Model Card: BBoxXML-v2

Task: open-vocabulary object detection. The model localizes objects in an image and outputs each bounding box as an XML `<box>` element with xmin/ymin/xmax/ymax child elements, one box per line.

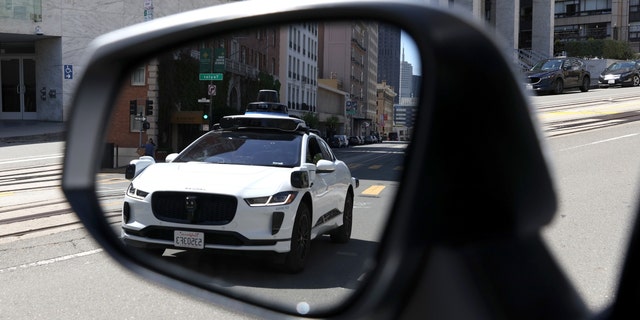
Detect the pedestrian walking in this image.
<box><xmin>144</xmin><ymin>138</ymin><xmax>156</xmax><ymax>158</ymax></box>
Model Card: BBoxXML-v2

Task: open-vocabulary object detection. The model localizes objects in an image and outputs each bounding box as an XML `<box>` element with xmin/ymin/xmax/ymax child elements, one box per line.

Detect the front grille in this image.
<box><xmin>151</xmin><ymin>191</ymin><xmax>237</xmax><ymax>225</ymax></box>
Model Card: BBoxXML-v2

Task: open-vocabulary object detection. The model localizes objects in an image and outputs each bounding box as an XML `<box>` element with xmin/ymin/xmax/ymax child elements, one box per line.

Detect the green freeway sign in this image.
<box><xmin>199</xmin><ymin>73</ymin><xmax>223</xmax><ymax>81</ymax></box>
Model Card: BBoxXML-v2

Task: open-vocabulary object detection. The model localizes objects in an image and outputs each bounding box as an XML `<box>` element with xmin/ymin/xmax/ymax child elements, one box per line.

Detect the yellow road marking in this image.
<box><xmin>0</xmin><ymin>192</ymin><xmax>14</xmax><ymax>197</ymax></box>
<box><xmin>361</xmin><ymin>185</ymin><xmax>386</xmax><ymax>196</ymax></box>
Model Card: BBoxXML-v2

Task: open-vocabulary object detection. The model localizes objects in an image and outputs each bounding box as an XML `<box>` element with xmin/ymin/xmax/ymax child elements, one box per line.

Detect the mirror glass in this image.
<box><xmin>96</xmin><ymin>21</ymin><xmax>420</xmax><ymax>314</ymax></box>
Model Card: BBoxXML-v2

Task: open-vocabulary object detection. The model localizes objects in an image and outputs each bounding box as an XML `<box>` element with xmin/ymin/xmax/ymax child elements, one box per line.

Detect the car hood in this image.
<box><xmin>132</xmin><ymin>162</ymin><xmax>293</xmax><ymax>196</ymax></box>
<box><xmin>601</xmin><ymin>68</ymin><xmax>633</xmax><ymax>75</ymax></box>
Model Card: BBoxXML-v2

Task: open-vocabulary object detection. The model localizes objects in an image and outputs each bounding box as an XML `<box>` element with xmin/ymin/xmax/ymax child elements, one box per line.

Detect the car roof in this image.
<box><xmin>219</xmin><ymin>114</ymin><xmax>309</xmax><ymax>133</ymax></box>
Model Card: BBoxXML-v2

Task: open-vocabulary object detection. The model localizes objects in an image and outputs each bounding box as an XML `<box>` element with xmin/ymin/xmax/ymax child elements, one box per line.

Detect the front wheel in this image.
<box><xmin>283</xmin><ymin>202</ymin><xmax>311</xmax><ymax>273</ymax></box>
<box><xmin>330</xmin><ymin>191</ymin><xmax>353</xmax><ymax>243</ymax></box>
<box><xmin>580</xmin><ymin>76</ymin><xmax>590</xmax><ymax>92</ymax></box>
<box><xmin>632</xmin><ymin>75</ymin><xmax>640</xmax><ymax>87</ymax></box>
<box><xmin>552</xmin><ymin>79</ymin><xmax>564</xmax><ymax>94</ymax></box>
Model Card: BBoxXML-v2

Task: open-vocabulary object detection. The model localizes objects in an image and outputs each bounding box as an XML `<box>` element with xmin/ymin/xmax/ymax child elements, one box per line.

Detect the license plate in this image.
<box><xmin>174</xmin><ymin>230</ymin><xmax>204</xmax><ymax>249</ymax></box>
<box><xmin>608</xmin><ymin>80</ymin><xmax>615</xmax><ymax>84</ymax></box>
<box><xmin>525</xmin><ymin>84</ymin><xmax>532</xmax><ymax>89</ymax></box>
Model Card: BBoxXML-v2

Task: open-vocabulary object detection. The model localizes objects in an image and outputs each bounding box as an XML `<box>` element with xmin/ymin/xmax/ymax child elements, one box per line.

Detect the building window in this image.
<box><xmin>131</xmin><ymin>66</ymin><xmax>146</xmax><ymax>86</ymax></box>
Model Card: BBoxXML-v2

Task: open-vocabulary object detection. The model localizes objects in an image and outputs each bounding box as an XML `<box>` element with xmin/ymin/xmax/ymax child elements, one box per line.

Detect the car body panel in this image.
<box><xmin>598</xmin><ymin>60</ymin><xmax>640</xmax><ymax>87</ymax></box>
<box><xmin>524</xmin><ymin>57</ymin><xmax>590</xmax><ymax>94</ymax></box>
<box><xmin>121</xmin><ymin>115</ymin><xmax>356</xmax><ymax>256</ymax></box>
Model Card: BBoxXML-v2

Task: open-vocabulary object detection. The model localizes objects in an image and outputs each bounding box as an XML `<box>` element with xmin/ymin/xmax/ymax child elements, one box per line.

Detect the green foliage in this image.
<box><xmin>325</xmin><ymin>116</ymin><xmax>339</xmax><ymax>129</ymax></box>
<box><xmin>157</xmin><ymin>50</ymin><xmax>201</xmax><ymax>112</ymax></box>
<box><xmin>302</xmin><ymin>112</ymin><xmax>319</xmax><ymax>129</ymax></box>
<box><xmin>557</xmin><ymin>39</ymin><xmax>635</xmax><ymax>60</ymax></box>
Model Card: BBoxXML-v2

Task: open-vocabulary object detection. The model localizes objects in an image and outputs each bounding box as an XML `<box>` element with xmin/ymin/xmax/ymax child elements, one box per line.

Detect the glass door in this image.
<box><xmin>1</xmin><ymin>57</ymin><xmax>36</xmax><ymax>120</ymax></box>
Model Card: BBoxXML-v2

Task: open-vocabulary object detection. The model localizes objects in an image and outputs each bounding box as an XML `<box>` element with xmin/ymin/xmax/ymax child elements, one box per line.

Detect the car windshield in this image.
<box><xmin>605</xmin><ymin>61</ymin><xmax>635</xmax><ymax>71</ymax></box>
<box><xmin>531</xmin><ymin>59</ymin><xmax>563</xmax><ymax>71</ymax></box>
<box><xmin>173</xmin><ymin>131</ymin><xmax>302</xmax><ymax>167</ymax></box>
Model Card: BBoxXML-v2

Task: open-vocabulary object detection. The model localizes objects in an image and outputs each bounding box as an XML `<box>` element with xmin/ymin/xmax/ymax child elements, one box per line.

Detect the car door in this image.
<box><xmin>316</xmin><ymin>136</ymin><xmax>343</xmax><ymax>211</ymax></box>
<box><xmin>306</xmin><ymin>136</ymin><xmax>332</xmax><ymax>224</ymax></box>
<box><xmin>564</xmin><ymin>58</ymin><xmax>580</xmax><ymax>87</ymax></box>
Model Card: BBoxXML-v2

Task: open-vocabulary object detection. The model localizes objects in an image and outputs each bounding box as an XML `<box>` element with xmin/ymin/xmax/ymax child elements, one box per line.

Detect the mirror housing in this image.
<box><xmin>61</xmin><ymin>0</ymin><xmax>578</xmax><ymax>319</ymax></box>
<box><xmin>316</xmin><ymin>159</ymin><xmax>336</xmax><ymax>173</ymax></box>
<box><xmin>291</xmin><ymin>171</ymin><xmax>310</xmax><ymax>189</ymax></box>
<box><xmin>165</xmin><ymin>153</ymin><xmax>179</xmax><ymax>163</ymax></box>
<box><xmin>124</xmin><ymin>156</ymin><xmax>155</xmax><ymax>180</ymax></box>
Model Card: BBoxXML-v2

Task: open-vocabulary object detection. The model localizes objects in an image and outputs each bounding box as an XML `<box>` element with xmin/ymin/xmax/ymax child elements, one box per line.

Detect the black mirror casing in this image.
<box><xmin>124</xmin><ymin>164</ymin><xmax>135</xmax><ymax>180</ymax></box>
<box><xmin>62</xmin><ymin>0</ymin><xmax>619</xmax><ymax>319</ymax></box>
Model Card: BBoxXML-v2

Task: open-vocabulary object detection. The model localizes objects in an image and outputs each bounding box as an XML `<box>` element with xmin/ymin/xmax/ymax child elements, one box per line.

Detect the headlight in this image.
<box><xmin>126</xmin><ymin>183</ymin><xmax>149</xmax><ymax>199</ymax></box>
<box><xmin>245</xmin><ymin>191</ymin><xmax>298</xmax><ymax>206</ymax></box>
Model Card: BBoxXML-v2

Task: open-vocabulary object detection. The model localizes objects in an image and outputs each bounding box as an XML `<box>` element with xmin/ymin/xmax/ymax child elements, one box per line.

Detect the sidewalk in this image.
<box><xmin>0</xmin><ymin>120</ymin><xmax>66</xmax><ymax>144</ymax></box>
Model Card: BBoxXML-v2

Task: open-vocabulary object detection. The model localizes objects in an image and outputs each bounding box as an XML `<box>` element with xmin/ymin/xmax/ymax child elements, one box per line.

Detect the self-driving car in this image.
<box><xmin>121</xmin><ymin>113</ymin><xmax>358</xmax><ymax>273</ymax></box>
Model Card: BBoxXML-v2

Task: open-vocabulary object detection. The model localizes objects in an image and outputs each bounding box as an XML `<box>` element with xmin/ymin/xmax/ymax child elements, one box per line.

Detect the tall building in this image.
<box><xmin>377</xmin><ymin>24</ymin><xmax>401</xmax><ymax>103</ymax></box>
<box><xmin>399</xmin><ymin>50</ymin><xmax>414</xmax><ymax>99</ymax></box>
<box><xmin>280</xmin><ymin>23</ymin><xmax>319</xmax><ymax>118</ymax></box>
<box><xmin>319</xmin><ymin>21</ymin><xmax>379</xmax><ymax>136</ymax></box>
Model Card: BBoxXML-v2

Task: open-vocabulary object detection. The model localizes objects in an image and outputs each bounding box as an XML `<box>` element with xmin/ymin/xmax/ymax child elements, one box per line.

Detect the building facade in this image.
<box><xmin>377</xmin><ymin>24</ymin><xmax>401</xmax><ymax>104</ymax></box>
<box><xmin>0</xmin><ymin>0</ymin><xmax>230</xmax><ymax>123</ymax></box>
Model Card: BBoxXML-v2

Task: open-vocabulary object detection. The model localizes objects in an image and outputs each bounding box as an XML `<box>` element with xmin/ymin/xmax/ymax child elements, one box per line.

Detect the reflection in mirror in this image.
<box><xmin>97</xmin><ymin>21</ymin><xmax>420</xmax><ymax>314</ymax></box>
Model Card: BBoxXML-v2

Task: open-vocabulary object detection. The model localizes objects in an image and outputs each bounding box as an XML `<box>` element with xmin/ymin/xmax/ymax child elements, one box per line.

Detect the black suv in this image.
<box><xmin>524</xmin><ymin>57</ymin><xmax>591</xmax><ymax>94</ymax></box>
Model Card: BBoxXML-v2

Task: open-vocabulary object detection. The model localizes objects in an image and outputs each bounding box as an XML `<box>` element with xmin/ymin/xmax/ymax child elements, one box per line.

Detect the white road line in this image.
<box><xmin>0</xmin><ymin>154</ymin><xmax>64</xmax><ymax>165</ymax></box>
<box><xmin>0</xmin><ymin>249</ymin><xmax>103</xmax><ymax>273</ymax></box>
<box><xmin>559</xmin><ymin>133</ymin><xmax>638</xmax><ymax>152</ymax></box>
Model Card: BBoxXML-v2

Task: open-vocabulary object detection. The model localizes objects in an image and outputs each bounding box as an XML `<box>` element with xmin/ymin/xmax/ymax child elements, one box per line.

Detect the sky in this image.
<box><xmin>401</xmin><ymin>31</ymin><xmax>421</xmax><ymax>75</ymax></box>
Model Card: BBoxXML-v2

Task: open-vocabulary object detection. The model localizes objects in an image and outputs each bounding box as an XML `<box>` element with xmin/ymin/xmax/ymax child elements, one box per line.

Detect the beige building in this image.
<box><xmin>376</xmin><ymin>81</ymin><xmax>396</xmax><ymax>138</ymax></box>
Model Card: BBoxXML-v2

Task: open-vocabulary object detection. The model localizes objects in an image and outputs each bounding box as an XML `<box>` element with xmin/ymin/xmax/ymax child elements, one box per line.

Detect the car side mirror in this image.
<box><xmin>316</xmin><ymin>159</ymin><xmax>336</xmax><ymax>173</ymax></box>
<box><xmin>61</xmin><ymin>1</ymin><xmax>585</xmax><ymax>319</ymax></box>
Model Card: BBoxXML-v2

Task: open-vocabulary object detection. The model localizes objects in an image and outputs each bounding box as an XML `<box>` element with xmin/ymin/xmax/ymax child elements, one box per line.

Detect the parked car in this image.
<box><xmin>348</xmin><ymin>136</ymin><xmax>361</xmax><ymax>146</ymax></box>
<box><xmin>364</xmin><ymin>135</ymin><xmax>376</xmax><ymax>144</ymax></box>
<box><xmin>524</xmin><ymin>57</ymin><xmax>591</xmax><ymax>94</ymax></box>
<box><xmin>327</xmin><ymin>136</ymin><xmax>342</xmax><ymax>148</ymax></box>
<box><xmin>598</xmin><ymin>60</ymin><xmax>640</xmax><ymax>87</ymax></box>
<box><xmin>121</xmin><ymin>114</ymin><xmax>359</xmax><ymax>273</ymax></box>
<box><xmin>333</xmin><ymin>134</ymin><xmax>349</xmax><ymax>147</ymax></box>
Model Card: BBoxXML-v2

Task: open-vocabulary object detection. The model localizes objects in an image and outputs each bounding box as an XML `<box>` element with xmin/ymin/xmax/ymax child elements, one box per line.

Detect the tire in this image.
<box><xmin>284</xmin><ymin>202</ymin><xmax>311</xmax><ymax>273</ymax></box>
<box><xmin>580</xmin><ymin>76</ymin><xmax>590</xmax><ymax>92</ymax></box>
<box><xmin>330</xmin><ymin>191</ymin><xmax>353</xmax><ymax>243</ymax></box>
<box><xmin>553</xmin><ymin>79</ymin><xmax>564</xmax><ymax>94</ymax></box>
<box><xmin>633</xmin><ymin>75</ymin><xmax>640</xmax><ymax>87</ymax></box>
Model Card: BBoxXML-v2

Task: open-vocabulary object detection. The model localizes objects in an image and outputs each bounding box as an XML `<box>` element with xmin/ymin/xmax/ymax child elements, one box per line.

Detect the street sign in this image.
<box><xmin>199</xmin><ymin>73</ymin><xmax>223</xmax><ymax>81</ymax></box>
<box><xmin>64</xmin><ymin>65</ymin><xmax>73</xmax><ymax>79</ymax></box>
<box><xmin>199</xmin><ymin>48</ymin><xmax>212</xmax><ymax>73</ymax></box>
<box><xmin>208</xmin><ymin>84</ymin><xmax>217</xmax><ymax>96</ymax></box>
<box><xmin>214</xmin><ymin>48</ymin><xmax>225</xmax><ymax>73</ymax></box>
<box><xmin>134</xmin><ymin>116</ymin><xmax>146</xmax><ymax>121</ymax></box>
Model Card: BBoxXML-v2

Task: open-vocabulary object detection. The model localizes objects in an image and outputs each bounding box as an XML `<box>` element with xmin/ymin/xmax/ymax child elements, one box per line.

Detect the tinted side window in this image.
<box><xmin>317</xmin><ymin>137</ymin><xmax>335</xmax><ymax>161</ymax></box>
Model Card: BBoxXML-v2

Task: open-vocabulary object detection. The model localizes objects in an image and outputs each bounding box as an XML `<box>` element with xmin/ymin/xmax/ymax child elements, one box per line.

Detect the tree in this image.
<box><xmin>559</xmin><ymin>39</ymin><xmax>636</xmax><ymax>60</ymax></box>
<box><xmin>324</xmin><ymin>116</ymin><xmax>339</xmax><ymax>137</ymax></box>
<box><xmin>302</xmin><ymin>112</ymin><xmax>319</xmax><ymax>129</ymax></box>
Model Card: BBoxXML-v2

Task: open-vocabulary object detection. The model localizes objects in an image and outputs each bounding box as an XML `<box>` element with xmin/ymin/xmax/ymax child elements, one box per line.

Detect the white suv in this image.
<box><xmin>121</xmin><ymin>114</ymin><xmax>359</xmax><ymax>273</ymax></box>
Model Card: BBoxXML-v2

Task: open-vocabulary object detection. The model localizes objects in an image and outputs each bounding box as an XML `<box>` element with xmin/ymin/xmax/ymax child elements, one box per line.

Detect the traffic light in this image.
<box><xmin>145</xmin><ymin>100</ymin><xmax>153</xmax><ymax>116</ymax></box>
<box><xmin>129</xmin><ymin>100</ymin><xmax>137</xmax><ymax>115</ymax></box>
<box><xmin>202</xmin><ymin>104</ymin><xmax>209</xmax><ymax>121</ymax></box>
